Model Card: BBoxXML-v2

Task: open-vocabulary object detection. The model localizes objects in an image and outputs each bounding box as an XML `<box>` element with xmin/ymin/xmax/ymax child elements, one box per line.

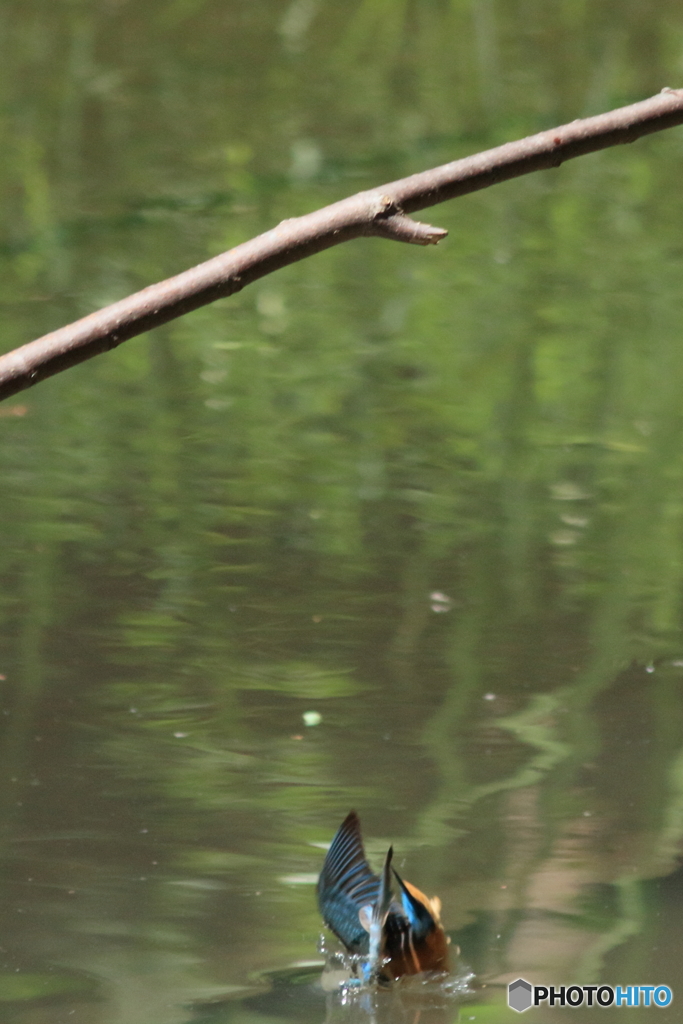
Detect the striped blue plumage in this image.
<box><xmin>317</xmin><ymin>811</ymin><xmax>450</xmax><ymax>981</ymax></box>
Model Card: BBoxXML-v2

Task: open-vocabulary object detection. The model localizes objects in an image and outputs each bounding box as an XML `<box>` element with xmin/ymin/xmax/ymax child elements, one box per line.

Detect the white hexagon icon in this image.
<box><xmin>508</xmin><ymin>978</ymin><xmax>533</xmax><ymax>1012</ymax></box>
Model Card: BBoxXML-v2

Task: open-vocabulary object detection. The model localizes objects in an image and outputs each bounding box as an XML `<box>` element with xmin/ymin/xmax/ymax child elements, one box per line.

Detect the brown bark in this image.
<box><xmin>1</xmin><ymin>88</ymin><xmax>682</xmax><ymax>401</ymax></box>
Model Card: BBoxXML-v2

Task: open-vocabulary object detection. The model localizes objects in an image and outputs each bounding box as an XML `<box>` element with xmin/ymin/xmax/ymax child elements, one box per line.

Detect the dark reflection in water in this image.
<box><xmin>2</xmin><ymin>1</ymin><xmax>683</xmax><ymax>1023</ymax></box>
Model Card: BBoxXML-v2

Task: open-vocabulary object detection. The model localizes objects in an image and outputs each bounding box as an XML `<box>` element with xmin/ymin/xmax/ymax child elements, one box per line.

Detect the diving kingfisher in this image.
<box><xmin>317</xmin><ymin>811</ymin><xmax>449</xmax><ymax>981</ymax></box>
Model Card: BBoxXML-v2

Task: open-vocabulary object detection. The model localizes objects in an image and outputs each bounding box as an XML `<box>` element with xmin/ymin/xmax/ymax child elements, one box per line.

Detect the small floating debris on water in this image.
<box><xmin>303</xmin><ymin>710</ymin><xmax>322</xmax><ymax>727</ymax></box>
<box><xmin>429</xmin><ymin>591</ymin><xmax>452</xmax><ymax>613</ymax></box>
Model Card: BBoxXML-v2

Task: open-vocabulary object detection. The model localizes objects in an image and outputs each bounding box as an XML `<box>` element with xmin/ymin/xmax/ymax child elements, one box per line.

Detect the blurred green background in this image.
<box><xmin>2</xmin><ymin>1</ymin><xmax>683</xmax><ymax>1022</ymax></box>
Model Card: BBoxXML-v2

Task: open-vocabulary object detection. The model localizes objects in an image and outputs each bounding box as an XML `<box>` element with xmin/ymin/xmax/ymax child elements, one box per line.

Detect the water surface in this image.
<box><xmin>2</xmin><ymin>2</ymin><xmax>683</xmax><ymax>1022</ymax></box>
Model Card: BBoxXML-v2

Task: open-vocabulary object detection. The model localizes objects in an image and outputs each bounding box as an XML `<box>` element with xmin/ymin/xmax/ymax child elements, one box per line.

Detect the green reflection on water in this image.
<box><xmin>2</xmin><ymin>1</ymin><xmax>683</xmax><ymax>1023</ymax></box>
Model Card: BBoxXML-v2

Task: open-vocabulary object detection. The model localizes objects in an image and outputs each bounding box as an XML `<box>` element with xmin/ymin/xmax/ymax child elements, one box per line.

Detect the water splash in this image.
<box><xmin>318</xmin><ymin>936</ymin><xmax>475</xmax><ymax>1001</ymax></box>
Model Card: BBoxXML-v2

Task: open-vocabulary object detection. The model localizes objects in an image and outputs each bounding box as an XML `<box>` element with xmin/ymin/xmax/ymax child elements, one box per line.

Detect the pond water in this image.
<box><xmin>2</xmin><ymin>2</ymin><xmax>683</xmax><ymax>1022</ymax></box>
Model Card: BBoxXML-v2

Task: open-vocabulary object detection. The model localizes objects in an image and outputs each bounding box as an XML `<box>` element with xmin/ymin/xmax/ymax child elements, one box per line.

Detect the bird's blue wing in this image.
<box><xmin>317</xmin><ymin>811</ymin><xmax>380</xmax><ymax>952</ymax></box>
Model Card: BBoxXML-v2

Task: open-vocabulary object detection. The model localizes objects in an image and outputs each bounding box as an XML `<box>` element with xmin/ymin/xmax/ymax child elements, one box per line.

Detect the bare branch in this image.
<box><xmin>1</xmin><ymin>88</ymin><xmax>682</xmax><ymax>401</ymax></box>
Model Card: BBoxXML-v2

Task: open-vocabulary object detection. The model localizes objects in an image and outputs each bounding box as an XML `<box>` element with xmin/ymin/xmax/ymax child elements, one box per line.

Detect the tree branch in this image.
<box><xmin>1</xmin><ymin>88</ymin><xmax>682</xmax><ymax>402</ymax></box>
